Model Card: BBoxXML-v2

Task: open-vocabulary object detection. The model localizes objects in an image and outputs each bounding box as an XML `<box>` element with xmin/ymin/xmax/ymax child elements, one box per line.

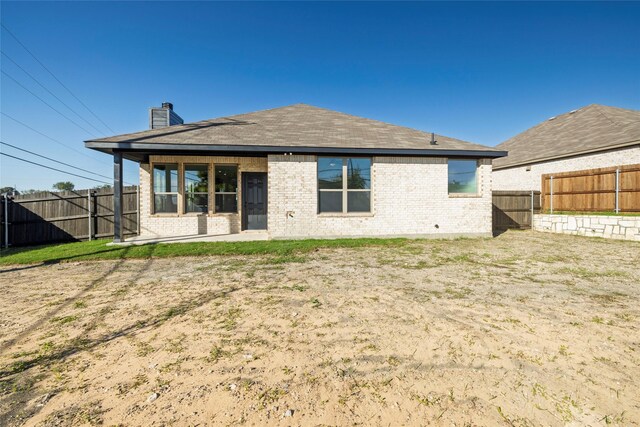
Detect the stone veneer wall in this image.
<box><xmin>492</xmin><ymin>146</ymin><xmax>640</xmax><ymax>191</ymax></box>
<box><xmin>533</xmin><ymin>214</ymin><xmax>640</xmax><ymax>241</ymax></box>
<box><xmin>139</xmin><ymin>155</ymin><xmax>267</xmax><ymax>237</ymax></box>
<box><xmin>267</xmin><ymin>155</ymin><xmax>493</xmax><ymax>239</ymax></box>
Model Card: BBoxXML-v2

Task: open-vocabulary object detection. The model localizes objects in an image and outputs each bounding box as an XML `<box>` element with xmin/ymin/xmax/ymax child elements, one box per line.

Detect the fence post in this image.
<box><xmin>88</xmin><ymin>190</ymin><xmax>92</xmax><ymax>241</ymax></box>
<box><xmin>3</xmin><ymin>194</ymin><xmax>9</xmax><ymax>248</ymax></box>
<box><xmin>550</xmin><ymin>176</ymin><xmax>554</xmax><ymax>214</ymax></box>
<box><xmin>530</xmin><ymin>190</ymin><xmax>534</xmax><ymax>229</ymax></box>
<box><xmin>615</xmin><ymin>168</ymin><xmax>620</xmax><ymax>213</ymax></box>
<box><xmin>136</xmin><ymin>185</ymin><xmax>140</xmax><ymax>236</ymax></box>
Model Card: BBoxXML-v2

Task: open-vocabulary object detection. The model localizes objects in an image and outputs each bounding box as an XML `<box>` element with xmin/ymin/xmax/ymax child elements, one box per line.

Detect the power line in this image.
<box><xmin>1</xmin><ymin>152</ymin><xmax>111</xmax><ymax>184</ymax></box>
<box><xmin>1</xmin><ymin>23</ymin><xmax>116</xmax><ymax>134</ymax></box>
<box><xmin>1</xmin><ymin>51</ymin><xmax>106</xmax><ymax>136</ymax></box>
<box><xmin>2</xmin><ymin>70</ymin><xmax>98</xmax><ymax>136</ymax></box>
<box><xmin>0</xmin><ymin>112</ymin><xmax>102</xmax><ymax>161</ymax></box>
<box><xmin>0</xmin><ymin>141</ymin><xmax>112</xmax><ymax>181</ymax></box>
<box><xmin>0</xmin><ymin>113</ymin><xmax>139</xmax><ymax>185</ymax></box>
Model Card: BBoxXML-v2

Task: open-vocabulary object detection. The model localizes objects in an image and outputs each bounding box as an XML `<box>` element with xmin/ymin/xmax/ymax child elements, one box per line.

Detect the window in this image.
<box><xmin>318</xmin><ymin>157</ymin><xmax>371</xmax><ymax>213</ymax></box>
<box><xmin>184</xmin><ymin>164</ymin><xmax>208</xmax><ymax>213</ymax></box>
<box><xmin>448</xmin><ymin>160</ymin><xmax>478</xmax><ymax>194</ymax></box>
<box><xmin>153</xmin><ymin>164</ymin><xmax>178</xmax><ymax>213</ymax></box>
<box><xmin>215</xmin><ymin>165</ymin><xmax>238</xmax><ymax>213</ymax></box>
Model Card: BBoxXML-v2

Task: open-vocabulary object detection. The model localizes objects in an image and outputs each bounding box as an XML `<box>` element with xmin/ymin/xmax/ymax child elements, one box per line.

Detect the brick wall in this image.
<box><xmin>267</xmin><ymin>155</ymin><xmax>493</xmax><ymax>239</ymax></box>
<box><xmin>493</xmin><ymin>146</ymin><xmax>640</xmax><ymax>191</ymax></box>
<box><xmin>139</xmin><ymin>155</ymin><xmax>267</xmax><ymax>237</ymax></box>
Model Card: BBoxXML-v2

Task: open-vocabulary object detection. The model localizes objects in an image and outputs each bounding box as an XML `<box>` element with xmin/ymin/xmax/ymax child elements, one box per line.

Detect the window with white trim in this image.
<box><xmin>318</xmin><ymin>157</ymin><xmax>371</xmax><ymax>213</ymax></box>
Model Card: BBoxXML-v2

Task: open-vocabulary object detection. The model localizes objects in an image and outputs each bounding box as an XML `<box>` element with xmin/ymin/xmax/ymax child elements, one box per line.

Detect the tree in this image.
<box><xmin>0</xmin><ymin>186</ymin><xmax>20</xmax><ymax>195</ymax></box>
<box><xmin>52</xmin><ymin>181</ymin><xmax>75</xmax><ymax>191</ymax></box>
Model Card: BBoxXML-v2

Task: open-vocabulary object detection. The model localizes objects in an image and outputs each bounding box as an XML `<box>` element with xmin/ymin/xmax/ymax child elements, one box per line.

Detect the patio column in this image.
<box><xmin>113</xmin><ymin>151</ymin><xmax>124</xmax><ymax>243</ymax></box>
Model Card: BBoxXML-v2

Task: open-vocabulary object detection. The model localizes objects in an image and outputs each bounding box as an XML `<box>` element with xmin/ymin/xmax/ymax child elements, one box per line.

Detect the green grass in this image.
<box><xmin>0</xmin><ymin>237</ymin><xmax>411</xmax><ymax>266</ymax></box>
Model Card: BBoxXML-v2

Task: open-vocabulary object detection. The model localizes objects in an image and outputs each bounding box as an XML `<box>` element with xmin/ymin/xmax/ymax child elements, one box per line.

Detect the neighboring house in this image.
<box><xmin>493</xmin><ymin>104</ymin><xmax>640</xmax><ymax>191</ymax></box>
<box><xmin>85</xmin><ymin>103</ymin><xmax>505</xmax><ymax>241</ymax></box>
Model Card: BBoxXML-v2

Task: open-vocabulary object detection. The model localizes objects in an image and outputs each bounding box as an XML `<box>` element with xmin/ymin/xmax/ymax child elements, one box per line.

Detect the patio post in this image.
<box><xmin>113</xmin><ymin>151</ymin><xmax>124</xmax><ymax>243</ymax></box>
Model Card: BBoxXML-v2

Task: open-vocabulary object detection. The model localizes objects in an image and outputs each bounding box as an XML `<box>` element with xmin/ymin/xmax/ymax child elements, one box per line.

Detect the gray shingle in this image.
<box><xmin>493</xmin><ymin>104</ymin><xmax>640</xmax><ymax>169</ymax></box>
<box><xmin>86</xmin><ymin>103</ymin><xmax>499</xmax><ymax>154</ymax></box>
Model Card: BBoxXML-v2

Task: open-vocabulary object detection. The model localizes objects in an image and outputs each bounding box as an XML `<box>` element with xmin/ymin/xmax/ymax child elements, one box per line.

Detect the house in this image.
<box><xmin>85</xmin><ymin>103</ymin><xmax>506</xmax><ymax>242</ymax></box>
<box><xmin>492</xmin><ymin>104</ymin><xmax>640</xmax><ymax>191</ymax></box>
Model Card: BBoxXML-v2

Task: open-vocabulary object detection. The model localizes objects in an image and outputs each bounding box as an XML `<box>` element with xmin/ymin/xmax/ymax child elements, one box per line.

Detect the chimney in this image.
<box><xmin>430</xmin><ymin>132</ymin><xmax>437</xmax><ymax>145</ymax></box>
<box><xmin>149</xmin><ymin>101</ymin><xmax>183</xmax><ymax>129</ymax></box>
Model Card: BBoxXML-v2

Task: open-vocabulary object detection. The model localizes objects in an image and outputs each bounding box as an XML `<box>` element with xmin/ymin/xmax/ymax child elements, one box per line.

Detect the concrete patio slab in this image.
<box><xmin>107</xmin><ymin>232</ymin><xmax>269</xmax><ymax>246</ymax></box>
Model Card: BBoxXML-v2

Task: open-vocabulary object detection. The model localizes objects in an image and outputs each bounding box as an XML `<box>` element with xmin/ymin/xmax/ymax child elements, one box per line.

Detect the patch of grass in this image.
<box><xmin>263</xmin><ymin>255</ymin><xmax>309</xmax><ymax>264</ymax></box>
<box><xmin>0</xmin><ymin>237</ymin><xmax>412</xmax><ymax>266</ymax></box>
<box><xmin>257</xmin><ymin>387</ymin><xmax>287</xmax><ymax>408</ymax></box>
<box><xmin>221</xmin><ymin>307</ymin><xmax>243</xmax><ymax>330</ymax></box>
<box><xmin>310</xmin><ymin>298</ymin><xmax>322</xmax><ymax>309</ymax></box>
<box><xmin>557</xmin><ymin>267</ymin><xmax>629</xmax><ymax>279</ymax></box>
<box><xmin>51</xmin><ymin>315</ymin><xmax>79</xmax><ymax>325</ymax></box>
<box><xmin>74</xmin><ymin>300</ymin><xmax>87</xmax><ymax>309</ymax></box>
<box><xmin>135</xmin><ymin>341</ymin><xmax>155</xmax><ymax>357</ymax></box>
<box><xmin>208</xmin><ymin>345</ymin><xmax>228</xmax><ymax>363</ymax></box>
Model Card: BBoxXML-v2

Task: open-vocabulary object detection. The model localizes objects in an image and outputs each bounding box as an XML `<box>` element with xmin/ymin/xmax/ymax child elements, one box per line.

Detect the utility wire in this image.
<box><xmin>2</xmin><ymin>70</ymin><xmax>98</xmax><ymax>136</ymax></box>
<box><xmin>1</xmin><ymin>51</ymin><xmax>106</xmax><ymax>136</ymax></box>
<box><xmin>0</xmin><ymin>112</ymin><xmax>101</xmax><ymax>161</ymax></box>
<box><xmin>0</xmin><ymin>113</ymin><xmax>138</xmax><ymax>185</ymax></box>
<box><xmin>1</xmin><ymin>23</ymin><xmax>116</xmax><ymax>134</ymax></box>
<box><xmin>0</xmin><ymin>141</ymin><xmax>112</xmax><ymax>181</ymax></box>
<box><xmin>1</xmin><ymin>152</ymin><xmax>111</xmax><ymax>184</ymax></box>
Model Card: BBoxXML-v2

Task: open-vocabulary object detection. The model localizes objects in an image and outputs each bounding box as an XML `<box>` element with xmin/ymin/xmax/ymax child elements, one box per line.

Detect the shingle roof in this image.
<box><xmin>493</xmin><ymin>104</ymin><xmax>640</xmax><ymax>169</ymax></box>
<box><xmin>86</xmin><ymin>103</ymin><xmax>502</xmax><ymax>156</ymax></box>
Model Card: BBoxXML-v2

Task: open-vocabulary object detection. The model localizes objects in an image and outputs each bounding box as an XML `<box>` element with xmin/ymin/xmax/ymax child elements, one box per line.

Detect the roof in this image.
<box><xmin>85</xmin><ymin>104</ymin><xmax>505</xmax><ymax>160</ymax></box>
<box><xmin>493</xmin><ymin>104</ymin><xmax>640</xmax><ymax>169</ymax></box>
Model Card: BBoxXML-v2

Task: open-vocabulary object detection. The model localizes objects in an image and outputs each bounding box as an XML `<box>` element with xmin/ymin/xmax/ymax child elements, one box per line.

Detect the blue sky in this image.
<box><xmin>1</xmin><ymin>1</ymin><xmax>639</xmax><ymax>190</ymax></box>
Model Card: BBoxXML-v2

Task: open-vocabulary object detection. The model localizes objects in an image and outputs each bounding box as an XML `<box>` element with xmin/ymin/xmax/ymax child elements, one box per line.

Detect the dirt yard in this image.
<box><xmin>1</xmin><ymin>231</ymin><xmax>638</xmax><ymax>426</ymax></box>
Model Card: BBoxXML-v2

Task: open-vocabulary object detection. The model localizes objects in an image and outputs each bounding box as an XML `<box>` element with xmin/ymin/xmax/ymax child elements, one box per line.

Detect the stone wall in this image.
<box><xmin>533</xmin><ymin>214</ymin><xmax>640</xmax><ymax>241</ymax></box>
<box><xmin>267</xmin><ymin>155</ymin><xmax>493</xmax><ymax>239</ymax></box>
<box><xmin>493</xmin><ymin>146</ymin><xmax>640</xmax><ymax>191</ymax></box>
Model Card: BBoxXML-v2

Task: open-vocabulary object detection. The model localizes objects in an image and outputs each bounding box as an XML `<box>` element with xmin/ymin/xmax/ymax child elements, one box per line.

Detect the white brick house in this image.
<box><xmin>86</xmin><ymin>104</ymin><xmax>505</xmax><ymax>242</ymax></box>
<box><xmin>493</xmin><ymin>104</ymin><xmax>640</xmax><ymax>191</ymax></box>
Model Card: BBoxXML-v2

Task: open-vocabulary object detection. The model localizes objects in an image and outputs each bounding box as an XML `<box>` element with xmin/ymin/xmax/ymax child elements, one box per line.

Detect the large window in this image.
<box><xmin>153</xmin><ymin>164</ymin><xmax>178</xmax><ymax>213</ymax></box>
<box><xmin>215</xmin><ymin>165</ymin><xmax>238</xmax><ymax>213</ymax></box>
<box><xmin>184</xmin><ymin>164</ymin><xmax>208</xmax><ymax>213</ymax></box>
<box><xmin>448</xmin><ymin>160</ymin><xmax>478</xmax><ymax>194</ymax></box>
<box><xmin>318</xmin><ymin>157</ymin><xmax>371</xmax><ymax>213</ymax></box>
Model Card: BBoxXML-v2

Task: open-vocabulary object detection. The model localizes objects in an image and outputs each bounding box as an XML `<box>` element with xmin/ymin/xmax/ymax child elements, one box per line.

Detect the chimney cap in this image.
<box><xmin>162</xmin><ymin>102</ymin><xmax>173</xmax><ymax>110</ymax></box>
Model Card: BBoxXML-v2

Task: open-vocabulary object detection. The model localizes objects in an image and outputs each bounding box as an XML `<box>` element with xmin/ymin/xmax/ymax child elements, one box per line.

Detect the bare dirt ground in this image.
<box><xmin>1</xmin><ymin>230</ymin><xmax>639</xmax><ymax>426</ymax></box>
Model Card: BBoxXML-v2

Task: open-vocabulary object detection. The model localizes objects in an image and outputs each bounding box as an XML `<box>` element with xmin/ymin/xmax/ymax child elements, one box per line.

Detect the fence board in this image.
<box><xmin>492</xmin><ymin>191</ymin><xmax>541</xmax><ymax>231</ymax></box>
<box><xmin>541</xmin><ymin>164</ymin><xmax>640</xmax><ymax>212</ymax></box>
<box><xmin>2</xmin><ymin>186</ymin><xmax>138</xmax><ymax>247</ymax></box>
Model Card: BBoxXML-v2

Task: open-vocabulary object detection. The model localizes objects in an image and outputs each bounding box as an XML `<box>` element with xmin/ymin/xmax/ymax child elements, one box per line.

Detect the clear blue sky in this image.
<box><xmin>1</xmin><ymin>1</ymin><xmax>639</xmax><ymax>191</ymax></box>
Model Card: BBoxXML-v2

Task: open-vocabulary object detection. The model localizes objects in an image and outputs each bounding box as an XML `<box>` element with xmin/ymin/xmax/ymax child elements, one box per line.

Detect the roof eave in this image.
<box><xmin>84</xmin><ymin>141</ymin><xmax>507</xmax><ymax>159</ymax></box>
<box><xmin>493</xmin><ymin>139</ymin><xmax>640</xmax><ymax>170</ymax></box>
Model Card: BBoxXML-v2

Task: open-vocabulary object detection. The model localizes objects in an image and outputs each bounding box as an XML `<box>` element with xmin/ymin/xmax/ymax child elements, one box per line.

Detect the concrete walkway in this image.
<box><xmin>108</xmin><ymin>232</ymin><xmax>269</xmax><ymax>246</ymax></box>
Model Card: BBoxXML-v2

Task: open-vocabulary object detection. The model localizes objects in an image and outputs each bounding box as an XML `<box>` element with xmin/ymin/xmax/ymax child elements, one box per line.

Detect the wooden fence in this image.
<box><xmin>492</xmin><ymin>190</ymin><xmax>541</xmax><ymax>232</ymax></box>
<box><xmin>541</xmin><ymin>164</ymin><xmax>640</xmax><ymax>213</ymax></box>
<box><xmin>0</xmin><ymin>186</ymin><xmax>138</xmax><ymax>247</ymax></box>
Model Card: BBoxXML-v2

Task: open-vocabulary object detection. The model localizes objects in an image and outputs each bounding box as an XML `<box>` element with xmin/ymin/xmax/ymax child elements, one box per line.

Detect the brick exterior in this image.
<box><xmin>493</xmin><ymin>146</ymin><xmax>640</xmax><ymax>191</ymax></box>
<box><xmin>139</xmin><ymin>155</ymin><xmax>267</xmax><ymax>237</ymax></box>
<box><xmin>267</xmin><ymin>155</ymin><xmax>493</xmax><ymax>239</ymax></box>
<box><xmin>139</xmin><ymin>154</ymin><xmax>494</xmax><ymax>239</ymax></box>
